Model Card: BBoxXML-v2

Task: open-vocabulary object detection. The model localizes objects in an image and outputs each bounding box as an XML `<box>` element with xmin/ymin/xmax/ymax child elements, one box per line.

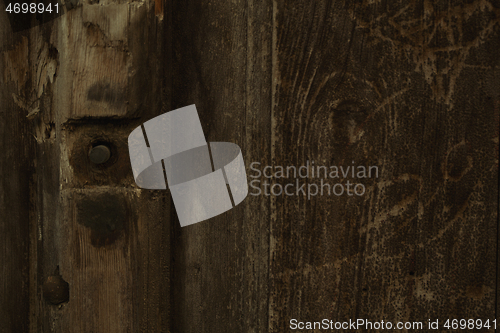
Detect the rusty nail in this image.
<box><xmin>43</xmin><ymin>269</ymin><xmax>69</xmax><ymax>305</ymax></box>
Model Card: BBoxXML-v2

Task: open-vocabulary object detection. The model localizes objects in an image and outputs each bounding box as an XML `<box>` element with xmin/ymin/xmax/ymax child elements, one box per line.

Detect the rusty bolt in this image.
<box><xmin>43</xmin><ymin>273</ymin><xmax>69</xmax><ymax>305</ymax></box>
<box><xmin>89</xmin><ymin>145</ymin><xmax>111</xmax><ymax>164</ymax></box>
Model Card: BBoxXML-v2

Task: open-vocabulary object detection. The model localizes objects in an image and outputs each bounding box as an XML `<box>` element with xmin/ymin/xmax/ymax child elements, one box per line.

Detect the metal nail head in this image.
<box><xmin>89</xmin><ymin>145</ymin><xmax>111</xmax><ymax>164</ymax></box>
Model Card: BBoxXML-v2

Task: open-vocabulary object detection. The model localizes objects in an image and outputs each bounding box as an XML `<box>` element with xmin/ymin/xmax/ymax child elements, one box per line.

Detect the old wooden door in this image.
<box><xmin>1</xmin><ymin>0</ymin><xmax>499</xmax><ymax>332</ymax></box>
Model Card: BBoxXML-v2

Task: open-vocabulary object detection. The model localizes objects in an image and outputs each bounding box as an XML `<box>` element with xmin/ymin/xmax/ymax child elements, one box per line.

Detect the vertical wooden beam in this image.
<box><xmin>169</xmin><ymin>0</ymin><xmax>273</xmax><ymax>331</ymax></box>
<box><xmin>270</xmin><ymin>0</ymin><xmax>499</xmax><ymax>330</ymax></box>
<box><xmin>0</xmin><ymin>21</ymin><xmax>34</xmax><ymax>332</ymax></box>
<box><xmin>1</xmin><ymin>0</ymin><xmax>170</xmax><ymax>331</ymax></box>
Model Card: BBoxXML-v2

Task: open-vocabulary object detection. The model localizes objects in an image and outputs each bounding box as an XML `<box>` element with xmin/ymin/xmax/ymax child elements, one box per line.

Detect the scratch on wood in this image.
<box><xmin>351</xmin><ymin>0</ymin><xmax>500</xmax><ymax>106</ymax></box>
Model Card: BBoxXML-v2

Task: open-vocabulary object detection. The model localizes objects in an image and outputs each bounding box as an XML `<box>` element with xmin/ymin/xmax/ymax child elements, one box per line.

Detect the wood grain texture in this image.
<box><xmin>1</xmin><ymin>0</ymin><xmax>171</xmax><ymax>331</ymax></box>
<box><xmin>0</xmin><ymin>0</ymin><xmax>498</xmax><ymax>332</ymax></box>
<box><xmin>169</xmin><ymin>0</ymin><xmax>272</xmax><ymax>332</ymax></box>
<box><xmin>47</xmin><ymin>4</ymin><xmax>170</xmax><ymax>332</ymax></box>
<box><xmin>0</xmin><ymin>30</ymin><xmax>34</xmax><ymax>332</ymax></box>
<box><xmin>271</xmin><ymin>0</ymin><xmax>499</xmax><ymax>331</ymax></box>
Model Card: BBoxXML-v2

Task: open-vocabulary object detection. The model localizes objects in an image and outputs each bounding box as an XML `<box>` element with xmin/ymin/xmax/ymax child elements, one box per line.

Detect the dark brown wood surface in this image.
<box><xmin>0</xmin><ymin>25</ymin><xmax>33</xmax><ymax>333</ymax></box>
<box><xmin>1</xmin><ymin>0</ymin><xmax>172</xmax><ymax>331</ymax></box>
<box><xmin>271</xmin><ymin>1</ymin><xmax>499</xmax><ymax>331</ymax></box>
<box><xmin>169</xmin><ymin>0</ymin><xmax>272</xmax><ymax>332</ymax></box>
<box><xmin>0</xmin><ymin>0</ymin><xmax>499</xmax><ymax>332</ymax></box>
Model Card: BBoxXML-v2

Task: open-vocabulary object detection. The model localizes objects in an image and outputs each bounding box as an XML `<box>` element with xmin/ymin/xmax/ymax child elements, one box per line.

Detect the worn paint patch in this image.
<box><xmin>76</xmin><ymin>193</ymin><xmax>127</xmax><ymax>247</ymax></box>
<box><xmin>87</xmin><ymin>82</ymin><xmax>125</xmax><ymax>108</ymax></box>
<box><xmin>60</xmin><ymin>7</ymin><xmax>130</xmax><ymax>120</ymax></box>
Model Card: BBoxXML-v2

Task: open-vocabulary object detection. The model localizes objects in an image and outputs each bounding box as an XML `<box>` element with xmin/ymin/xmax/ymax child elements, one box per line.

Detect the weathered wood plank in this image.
<box><xmin>0</xmin><ymin>28</ymin><xmax>34</xmax><ymax>332</ymax></box>
<box><xmin>270</xmin><ymin>0</ymin><xmax>499</xmax><ymax>331</ymax></box>
<box><xmin>169</xmin><ymin>0</ymin><xmax>272</xmax><ymax>332</ymax></box>
<box><xmin>1</xmin><ymin>0</ymin><xmax>498</xmax><ymax>331</ymax></box>
<box><xmin>12</xmin><ymin>0</ymin><xmax>171</xmax><ymax>331</ymax></box>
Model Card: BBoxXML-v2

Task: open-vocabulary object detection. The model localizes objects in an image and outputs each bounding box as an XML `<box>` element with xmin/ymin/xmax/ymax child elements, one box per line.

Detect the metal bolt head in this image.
<box><xmin>89</xmin><ymin>145</ymin><xmax>111</xmax><ymax>164</ymax></box>
<box><xmin>43</xmin><ymin>274</ymin><xmax>69</xmax><ymax>305</ymax></box>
